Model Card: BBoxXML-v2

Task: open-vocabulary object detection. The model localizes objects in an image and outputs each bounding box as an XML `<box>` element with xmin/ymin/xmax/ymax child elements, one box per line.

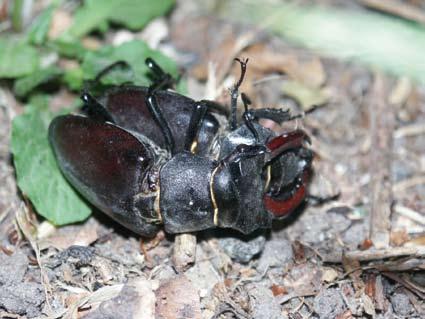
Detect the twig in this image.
<box><xmin>382</xmin><ymin>272</ymin><xmax>425</xmax><ymax>299</ymax></box>
<box><xmin>393</xmin><ymin>204</ymin><xmax>425</xmax><ymax>226</ymax></box>
<box><xmin>324</xmin><ymin>246</ymin><xmax>425</xmax><ymax>263</ymax></box>
<box><xmin>394</xmin><ymin>123</ymin><xmax>425</xmax><ymax>139</ymax></box>
<box><xmin>359</xmin><ymin>0</ymin><xmax>425</xmax><ymax>25</ymax></box>
<box><xmin>172</xmin><ymin>233</ymin><xmax>197</xmax><ymax>272</ymax></box>
<box><xmin>278</xmin><ymin>290</ymin><xmax>318</xmax><ymax>305</ymax></box>
<box><xmin>393</xmin><ymin>175</ymin><xmax>425</xmax><ymax>193</ymax></box>
<box><xmin>369</xmin><ymin>74</ymin><xmax>393</xmax><ymax>248</ymax></box>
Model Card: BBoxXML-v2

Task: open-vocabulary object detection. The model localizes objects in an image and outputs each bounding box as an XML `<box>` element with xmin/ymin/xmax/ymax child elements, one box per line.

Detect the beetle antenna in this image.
<box><xmin>230</xmin><ymin>58</ymin><xmax>249</xmax><ymax>130</ymax></box>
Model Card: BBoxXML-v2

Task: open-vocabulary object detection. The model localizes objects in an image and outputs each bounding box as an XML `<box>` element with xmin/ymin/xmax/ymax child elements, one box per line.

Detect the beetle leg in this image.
<box><xmin>242</xmin><ymin>103</ymin><xmax>324</xmax><ymax>125</ymax></box>
<box><xmin>306</xmin><ymin>193</ymin><xmax>340</xmax><ymax>205</ymax></box>
<box><xmin>246</xmin><ymin>108</ymin><xmax>294</xmax><ymax>124</ymax></box>
<box><xmin>81</xmin><ymin>61</ymin><xmax>132</xmax><ymax>122</ymax></box>
<box><xmin>198</xmin><ymin>99</ymin><xmax>229</xmax><ymax>116</ymax></box>
<box><xmin>145</xmin><ymin>91</ymin><xmax>175</xmax><ymax>154</ymax></box>
<box><xmin>184</xmin><ymin>102</ymin><xmax>208</xmax><ymax>153</ymax></box>
<box><xmin>144</xmin><ymin>58</ymin><xmax>177</xmax><ymax>154</ymax></box>
<box><xmin>145</xmin><ymin>58</ymin><xmax>175</xmax><ymax>91</ymax></box>
<box><xmin>230</xmin><ymin>58</ymin><xmax>249</xmax><ymax>130</ymax></box>
<box><xmin>81</xmin><ymin>91</ymin><xmax>115</xmax><ymax>123</ymax></box>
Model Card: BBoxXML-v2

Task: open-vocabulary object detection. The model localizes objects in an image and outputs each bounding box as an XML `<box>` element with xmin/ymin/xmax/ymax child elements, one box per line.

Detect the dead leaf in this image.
<box><xmin>374</xmin><ymin>275</ymin><xmax>386</xmax><ymax>311</ymax></box>
<box><xmin>404</xmin><ymin>234</ymin><xmax>425</xmax><ymax>247</ymax></box>
<box><xmin>390</xmin><ymin>229</ymin><xmax>409</xmax><ymax>246</ymax></box>
<box><xmin>239</xmin><ymin>267</ymin><xmax>257</xmax><ymax>279</ymax></box>
<box><xmin>38</xmin><ymin>218</ymin><xmax>98</xmax><ymax>250</ymax></box>
<box><xmin>364</xmin><ymin>273</ymin><xmax>376</xmax><ymax>300</ymax></box>
<box><xmin>285</xmin><ymin>57</ymin><xmax>326</xmax><ymax>88</ymax></box>
<box><xmin>361</xmin><ymin>292</ymin><xmax>376</xmax><ymax>316</ymax></box>
<box><xmin>171</xmin><ymin>15</ymin><xmax>255</xmax><ymax>82</ymax></box>
<box><xmin>282</xmin><ymin>80</ymin><xmax>330</xmax><ymax>111</ymax></box>
<box><xmin>342</xmin><ymin>255</ymin><xmax>363</xmax><ymax>292</ymax></box>
<box><xmin>224</xmin><ymin>278</ymin><xmax>233</xmax><ymax>288</ymax></box>
<box><xmin>292</xmin><ymin>240</ymin><xmax>306</xmax><ymax>262</ymax></box>
<box><xmin>388</xmin><ymin>77</ymin><xmax>412</xmax><ymax>105</ymax></box>
<box><xmin>336</xmin><ymin>310</ymin><xmax>353</xmax><ymax>319</ymax></box>
<box><xmin>271</xmin><ymin>284</ymin><xmax>287</xmax><ymax>296</ymax></box>
<box><xmin>321</xmin><ymin>267</ymin><xmax>339</xmax><ymax>283</ymax></box>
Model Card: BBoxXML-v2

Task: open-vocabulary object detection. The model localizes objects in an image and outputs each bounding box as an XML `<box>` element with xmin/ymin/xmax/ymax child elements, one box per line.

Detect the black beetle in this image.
<box><xmin>49</xmin><ymin>58</ymin><xmax>313</xmax><ymax>236</ymax></box>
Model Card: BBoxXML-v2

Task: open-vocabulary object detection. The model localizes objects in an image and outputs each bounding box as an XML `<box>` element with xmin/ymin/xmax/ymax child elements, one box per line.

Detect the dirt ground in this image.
<box><xmin>0</xmin><ymin>0</ymin><xmax>424</xmax><ymax>318</ymax></box>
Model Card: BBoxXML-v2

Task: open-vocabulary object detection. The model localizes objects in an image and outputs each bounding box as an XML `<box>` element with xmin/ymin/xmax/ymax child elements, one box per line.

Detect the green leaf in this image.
<box><xmin>48</xmin><ymin>37</ymin><xmax>89</xmax><ymax>59</ymax></box>
<box><xmin>0</xmin><ymin>39</ymin><xmax>40</xmax><ymax>78</ymax></box>
<box><xmin>27</xmin><ymin>5</ymin><xmax>54</xmax><ymax>45</ymax></box>
<box><xmin>68</xmin><ymin>0</ymin><xmax>175</xmax><ymax>38</ymax></box>
<box><xmin>81</xmin><ymin>40</ymin><xmax>178</xmax><ymax>87</ymax></box>
<box><xmin>11</xmin><ymin>96</ymin><xmax>91</xmax><ymax>225</ymax></box>
<box><xmin>14</xmin><ymin>66</ymin><xmax>62</xmax><ymax>97</ymax></box>
<box><xmin>220</xmin><ymin>1</ymin><xmax>425</xmax><ymax>84</ymax></box>
<box><xmin>63</xmin><ymin>67</ymin><xmax>84</xmax><ymax>91</ymax></box>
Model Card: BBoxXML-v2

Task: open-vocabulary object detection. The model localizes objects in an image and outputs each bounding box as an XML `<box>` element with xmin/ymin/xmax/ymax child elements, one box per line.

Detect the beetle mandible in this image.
<box><xmin>49</xmin><ymin>58</ymin><xmax>313</xmax><ymax>236</ymax></box>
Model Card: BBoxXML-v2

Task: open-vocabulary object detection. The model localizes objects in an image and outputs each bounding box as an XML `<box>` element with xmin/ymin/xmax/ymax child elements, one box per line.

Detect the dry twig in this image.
<box><xmin>172</xmin><ymin>233</ymin><xmax>197</xmax><ymax>272</ymax></box>
<box><xmin>369</xmin><ymin>74</ymin><xmax>393</xmax><ymax>248</ymax></box>
<box><xmin>323</xmin><ymin>246</ymin><xmax>425</xmax><ymax>264</ymax></box>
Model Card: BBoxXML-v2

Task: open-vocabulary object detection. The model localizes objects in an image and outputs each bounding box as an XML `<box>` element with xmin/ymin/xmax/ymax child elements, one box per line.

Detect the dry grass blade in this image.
<box><xmin>63</xmin><ymin>284</ymin><xmax>124</xmax><ymax>319</ymax></box>
<box><xmin>359</xmin><ymin>0</ymin><xmax>425</xmax><ymax>25</ymax></box>
<box><xmin>15</xmin><ymin>203</ymin><xmax>53</xmax><ymax>313</ymax></box>
<box><xmin>218</xmin><ymin>0</ymin><xmax>425</xmax><ymax>84</ymax></box>
<box><xmin>393</xmin><ymin>204</ymin><xmax>425</xmax><ymax>226</ymax></box>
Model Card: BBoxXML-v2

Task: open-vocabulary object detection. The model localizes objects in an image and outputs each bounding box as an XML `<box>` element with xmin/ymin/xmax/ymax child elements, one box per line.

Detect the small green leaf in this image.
<box><xmin>14</xmin><ymin>66</ymin><xmax>62</xmax><ymax>97</ymax></box>
<box><xmin>0</xmin><ymin>39</ymin><xmax>40</xmax><ymax>78</ymax></box>
<box><xmin>81</xmin><ymin>40</ymin><xmax>178</xmax><ymax>87</ymax></box>
<box><xmin>63</xmin><ymin>67</ymin><xmax>84</xmax><ymax>91</ymax></box>
<box><xmin>68</xmin><ymin>0</ymin><xmax>175</xmax><ymax>38</ymax></box>
<box><xmin>11</xmin><ymin>97</ymin><xmax>91</xmax><ymax>225</ymax></box>
<box><xmin>27</xmin><ymin>6</ymin><xmax>54</xmax><ymax>45</ymax></box>
<box><xmin>110</xmin><ymin>0</ymin><xmax>174</xmax><ymax>30</ymax></box>
<box><xmin>48</xmin><ymin>37</ymin><xmax>89</xmax><ymax>60</ymax></box>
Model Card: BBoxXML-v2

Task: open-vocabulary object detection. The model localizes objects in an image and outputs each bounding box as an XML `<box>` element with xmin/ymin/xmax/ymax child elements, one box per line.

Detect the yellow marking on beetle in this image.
<box><xmin>154</xmin><ymin>190</ymin><xmax>162</xmax><ymax>223</ymax></box>
<box><xmin>190</xmin><ymin>140</ymin><xmax>198</xmax><ymax>154</ymax></box>
<box><xmin>210</xmin><ymin>166</ymin><xmax>220</xmax><ymax>226</ymax></box>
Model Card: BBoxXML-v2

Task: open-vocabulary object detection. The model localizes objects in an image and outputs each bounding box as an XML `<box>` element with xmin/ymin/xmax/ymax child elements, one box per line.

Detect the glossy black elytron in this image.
<box><xmin>49</xmin><ymin>58</ymin><xmax>313</xmax><ymax>236</ymax></box>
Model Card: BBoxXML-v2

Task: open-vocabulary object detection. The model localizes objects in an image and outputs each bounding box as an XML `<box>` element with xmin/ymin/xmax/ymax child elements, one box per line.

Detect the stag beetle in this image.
<box><xmin>49</xmin><ymin>58</ymin><xmax>313</xmax><ymax>236</ymax></box>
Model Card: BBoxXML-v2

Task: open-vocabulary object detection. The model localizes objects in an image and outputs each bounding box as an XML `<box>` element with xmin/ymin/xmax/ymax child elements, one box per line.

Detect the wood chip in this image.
<box><xmin>172</xmin><ymin>233</ymin><xmax>197</xmax><ymax>273</ymax></box>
